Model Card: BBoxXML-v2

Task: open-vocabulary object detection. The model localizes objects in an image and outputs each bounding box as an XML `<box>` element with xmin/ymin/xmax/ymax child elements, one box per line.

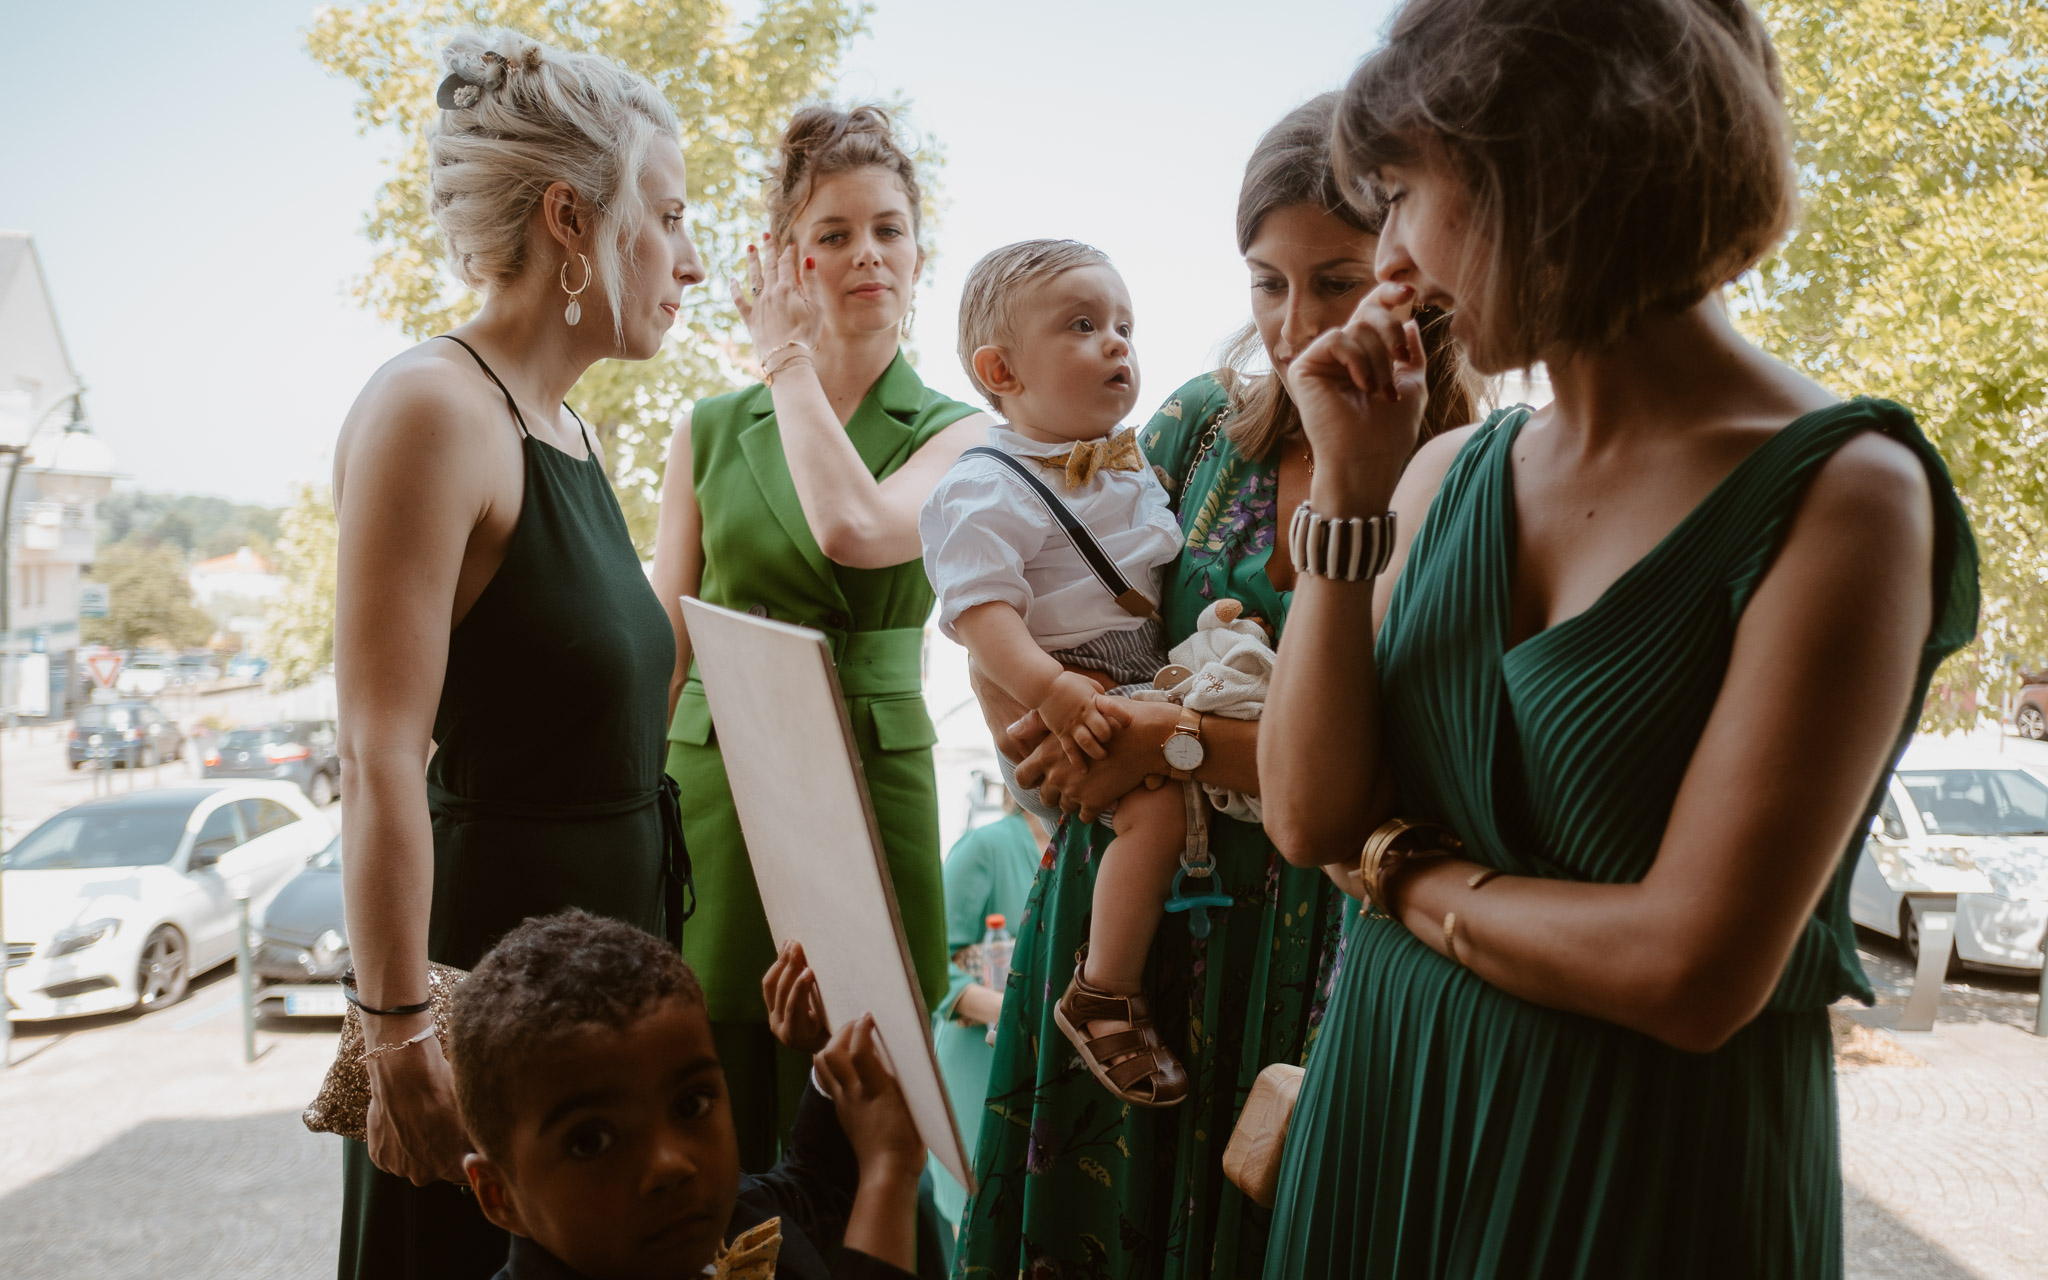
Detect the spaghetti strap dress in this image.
<box><xmin>1263</xmin><ymin>400</ymin><xmax>1979</xmax><ymax>1279</ymax></box>
<box><xmin>338</xmin><ymin>335</ymin><xmax>690</xmax><ymax>1280</ymax></box>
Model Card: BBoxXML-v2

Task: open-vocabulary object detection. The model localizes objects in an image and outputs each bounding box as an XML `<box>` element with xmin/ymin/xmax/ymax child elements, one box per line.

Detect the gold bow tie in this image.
<box><xmin>1036</xmin><ymin>427</ymin><xmax>1143</xmax><ymax>489</ymax></box>
<box><xmin>706</xmin><ymin>1217</ymin><xmax>780</xmax><ymax>1279</ymax></box>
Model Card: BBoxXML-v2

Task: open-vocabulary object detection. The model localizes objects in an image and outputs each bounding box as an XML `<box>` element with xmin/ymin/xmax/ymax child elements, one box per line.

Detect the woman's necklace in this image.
<box><xmin>1290</xmin><ymin>432</ymin><xmax>1316</xmax><ymax>476</ymax></box>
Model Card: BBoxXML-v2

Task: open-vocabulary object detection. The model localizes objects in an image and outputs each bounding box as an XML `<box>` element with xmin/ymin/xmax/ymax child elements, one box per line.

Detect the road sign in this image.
<box><xmin>86</xmin><ymin>650</ymin><xmax>122</xmax><ymax>689</ymax></box>
<box><xmin>78</xmin><ymin>583</ymin><xmax>109</xmax><ymax>619</ymax></box>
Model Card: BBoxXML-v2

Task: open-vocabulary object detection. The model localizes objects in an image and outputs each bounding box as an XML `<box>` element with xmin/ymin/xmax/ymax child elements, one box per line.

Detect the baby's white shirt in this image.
<box><xmin>919</xmin><ymin>425</ymin><xmax>1184</xmax><ymax>650</ymax></box>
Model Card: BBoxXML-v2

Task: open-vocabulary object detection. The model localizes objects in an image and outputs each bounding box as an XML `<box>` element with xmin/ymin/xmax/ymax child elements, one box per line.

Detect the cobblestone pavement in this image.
<box><xmin>1835</xmin><ymin>935</ymin><xmax>2048</xmax><ymax>1280</ymax></box>
<box><xmin>0</xmin><ymin>968</ymin><xmax>347</xmax><ymax>1278</ymax></box>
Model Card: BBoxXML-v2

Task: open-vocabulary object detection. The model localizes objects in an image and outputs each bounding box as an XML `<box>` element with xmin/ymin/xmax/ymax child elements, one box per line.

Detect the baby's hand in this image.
<box><xmin>815</xmin><ymin>1014</ymin><xmax>926</xmax><ymax>1185</ymax></box>
<box><xmin>1039</xmin><ymin>672</ymin><xmax>1120</xmax><ymax>762</ymax></box>
<box><xmin>762</xmin><ymin>941</ymin><xmax>830</xmax><ymax>1056</ymax></box>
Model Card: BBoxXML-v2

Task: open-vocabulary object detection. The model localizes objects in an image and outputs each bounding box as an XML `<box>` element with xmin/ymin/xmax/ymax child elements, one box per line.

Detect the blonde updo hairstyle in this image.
<box><xmin>426</xmin><ymin>28</ymin><xmax>681</xmax><ymax>343</ymax></box>
<box><xmin>763</xmin><ymin>104</ymin><xmax>924</xmax><ymax>253</ymax></box>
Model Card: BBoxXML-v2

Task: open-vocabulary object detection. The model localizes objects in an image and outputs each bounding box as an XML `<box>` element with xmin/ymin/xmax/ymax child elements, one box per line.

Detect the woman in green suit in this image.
<box><xmin>650</xmin><ymin>104</ymin><xmax>988</xmax><ymax>1170</ymax></box>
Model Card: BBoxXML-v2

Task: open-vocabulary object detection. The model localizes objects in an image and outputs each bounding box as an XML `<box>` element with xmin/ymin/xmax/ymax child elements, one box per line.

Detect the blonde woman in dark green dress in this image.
<box><xmin>1261</xmin><ymin>1</ymin><xmax>1980</xmax><ymax>1275</ymax></box>
<box><xmin>333</xmin><ymin>30</ymin><xmax>702</xmax><ymax>1279</ymax></box>
<box><xmin>649</xmin><ymin>105</ymin><xmax>987</xmax><ymax>1172</ymax></box>
<box><xmin>954</xmin><ymin>96</ymin><xmax>1477</xmax><ymax>1278</ymax></box>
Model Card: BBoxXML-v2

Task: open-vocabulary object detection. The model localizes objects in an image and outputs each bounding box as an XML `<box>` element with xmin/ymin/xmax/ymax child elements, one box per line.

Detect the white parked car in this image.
<box><xmin>114</xmin><ymin>659</ymin><xmax>171</xmax><ymax>697</ymax></box>
<box><xmin>1</xmin><ymin>783</ymin><xmax>333</xmax><ymax>1021</ymax></box>
<box><xmin>1848</xmin><ymin>744</ymin><xmax>2048</xmax><ymax>972</ymax></box>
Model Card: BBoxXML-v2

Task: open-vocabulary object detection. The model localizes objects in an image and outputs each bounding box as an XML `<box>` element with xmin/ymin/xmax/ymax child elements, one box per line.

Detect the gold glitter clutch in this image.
<box><xmin>302</xmin><ymin>963</ymin><xmax>469</xmax><ymax>1144</ymax></box>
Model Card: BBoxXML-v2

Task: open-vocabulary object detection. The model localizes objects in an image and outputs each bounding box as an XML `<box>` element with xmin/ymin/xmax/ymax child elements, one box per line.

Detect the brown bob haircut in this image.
<box><xmin>1223</xmin><ymin>93</ymin><xmax>1480</xmax><ymax>461</ymax></box>
<box><xmin>1335</xmin><ymin>0</ymin><xmax>1796</xmax><ymax>366</ymax></box>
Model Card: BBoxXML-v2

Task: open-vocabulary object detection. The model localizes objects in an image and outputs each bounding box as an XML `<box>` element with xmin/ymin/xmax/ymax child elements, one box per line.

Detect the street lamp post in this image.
<box><xmin>0</xmin><ymin>389</ymin><xmax>74</xmax><ymax>1069</ymax></box>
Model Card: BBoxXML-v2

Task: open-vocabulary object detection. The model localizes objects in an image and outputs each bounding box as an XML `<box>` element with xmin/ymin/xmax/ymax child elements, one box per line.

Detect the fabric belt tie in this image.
<box><xmin>687</xmin><ymin>625</ymin><xmax>924</xmax><ymax>700</ymax></box>
<box><xmin>426</xmin><ymin>777</ymin><xmax>696</xmax><ymax>946</ymax></box>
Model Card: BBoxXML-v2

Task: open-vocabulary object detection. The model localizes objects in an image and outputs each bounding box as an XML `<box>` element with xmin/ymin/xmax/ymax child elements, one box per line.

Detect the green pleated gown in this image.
<box><xmin>666</xmin><ymin>352</ymin><xmax>977</xmax><ymax>1169</ymax></box>
<box><xmin>1265</xmin><ymin>400</ymin><xmax>1979</xmax><ymax>1279</ymax></box>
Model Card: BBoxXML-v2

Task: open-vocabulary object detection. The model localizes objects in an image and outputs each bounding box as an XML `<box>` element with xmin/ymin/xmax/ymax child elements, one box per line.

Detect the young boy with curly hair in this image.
<box><xmin>448</xmin><ymin>910</ymin><xmax>933</xmax><ymax>1279</ymax></box>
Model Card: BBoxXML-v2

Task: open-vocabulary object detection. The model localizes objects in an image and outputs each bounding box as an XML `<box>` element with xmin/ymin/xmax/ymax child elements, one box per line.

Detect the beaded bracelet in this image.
<box><xmin>1289</xmin><ymin>501</ymin><xmax>1397</xmax><ymax>581</ymax></box>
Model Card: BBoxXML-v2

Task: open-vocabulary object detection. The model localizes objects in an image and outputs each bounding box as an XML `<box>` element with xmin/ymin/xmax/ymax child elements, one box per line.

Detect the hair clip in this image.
<box><xmin>436</xmin><ymin>73</ymin><xmax>483</xmax><ymax>110</ymax></box>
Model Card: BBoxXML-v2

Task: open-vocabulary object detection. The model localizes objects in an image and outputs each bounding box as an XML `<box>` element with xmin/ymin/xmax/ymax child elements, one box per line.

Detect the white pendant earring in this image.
<box><xmin>899</xmin><ymin>296</ymin><xmax>916</xmax><ymax>341</ymax></box>
<box><xmin>560</xmin><ymin>253</ymin><xmax>591</xmax><ymax>326</ymax></box>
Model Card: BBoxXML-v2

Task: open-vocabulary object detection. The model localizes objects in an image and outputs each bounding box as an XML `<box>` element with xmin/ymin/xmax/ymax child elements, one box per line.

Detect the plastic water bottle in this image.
<box><xmin>981</xmin><ymin>913</ymin><xmax>1014</xmax><ymax>994</ymax></box>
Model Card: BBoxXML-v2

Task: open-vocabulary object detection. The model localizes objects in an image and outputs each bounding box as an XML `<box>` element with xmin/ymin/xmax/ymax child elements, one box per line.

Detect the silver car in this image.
<box><xmin>1848</xmin><ymin>746</ymin><xmax>2048</xmax><ymax>972</ymax></box>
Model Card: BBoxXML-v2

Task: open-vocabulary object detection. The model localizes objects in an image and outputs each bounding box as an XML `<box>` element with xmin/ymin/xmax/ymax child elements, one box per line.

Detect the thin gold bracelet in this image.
<box><xmin>1467</xmin><ymin>867</ymin><xmax>1504</xmax><ymax>891</ymax></box>
<box><xmin>764</xmin><ymin>355</ymin><xmax>815</xmax><ymax>387</ymax></box>
<box><xmin>1443</xmin><ymin>911</ymin><xmax>1461</xmax><ymax>966</ymax></box>
<box><xmin>358</xmin><ymin>1023</ymin><xmax>440</xmax><ymax>1066</ymax></box>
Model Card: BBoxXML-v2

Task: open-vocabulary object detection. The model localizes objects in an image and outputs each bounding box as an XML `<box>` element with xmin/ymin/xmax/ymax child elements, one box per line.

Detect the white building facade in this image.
<box><xmin>0</xmin><ymin>232</ymin><xmax>117</xmax><ymax>719</ymax></box>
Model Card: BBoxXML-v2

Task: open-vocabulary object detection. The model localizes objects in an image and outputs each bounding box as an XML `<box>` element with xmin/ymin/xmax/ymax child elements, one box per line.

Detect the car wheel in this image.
<box><xmin>135</xmin><ymin>926</ymin><xmax>190</xmax><ymax>1011</ymax></box>
<box><xmin>1899</xmin><ymin>904</ymin><xmax>1963</xmax><ymax>978</ymax></box>
<box><xmin>2020</xmin><ymin>705</ymin><xmax>2047</xmax><ymax>741</ymax></box>
<box><xmin>309</xmin><ymin>770</ymin><xmax>336</xmax><ymax>807</ymax></box>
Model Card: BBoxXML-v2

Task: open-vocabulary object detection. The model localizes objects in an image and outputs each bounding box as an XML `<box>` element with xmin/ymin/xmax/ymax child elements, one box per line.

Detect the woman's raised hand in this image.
<box><xmin>1286</xmin><ymin>281</ymin><xmax>1429</xmax><ymax>510</ymax></box>
<box><xmin>733</xmin><ymin>232</ymin><xmax>825</xmax><ymax>361</ymax></box>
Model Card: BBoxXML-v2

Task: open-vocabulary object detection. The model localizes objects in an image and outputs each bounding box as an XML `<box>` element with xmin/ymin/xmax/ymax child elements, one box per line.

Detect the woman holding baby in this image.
<box><xmin>952</xmin><ymin>94</ymin><xmax>1476</xmax><ymax>1277</ymax></box>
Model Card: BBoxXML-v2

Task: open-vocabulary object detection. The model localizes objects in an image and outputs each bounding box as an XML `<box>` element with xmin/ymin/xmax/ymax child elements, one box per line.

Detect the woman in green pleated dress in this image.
<box><xmin>332</xmin><ymin>30</ymin><xmax>701</xmax><ymax>1279</ymax></box>
<box><xmin>1260</xmin><ymin>2</ymin><xmax>1980</xmax><ymax>1276</ymax></box>
<box><xmin>953</xmin><ymin>97</ymin><xmax>1477</xmax><ymax>1278</ymax></box>
<box><xmin>650</xmin><ymin>104</ymin><xmax>987</xmax><ymax>1171</ymax></box>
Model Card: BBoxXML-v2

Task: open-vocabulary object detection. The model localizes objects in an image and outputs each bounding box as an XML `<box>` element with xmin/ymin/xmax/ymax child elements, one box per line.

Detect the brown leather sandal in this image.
<box><xmin>1052</xmin><ymin>949</ymin><xmax>1188</xmax><ymax>1108</ymax></box>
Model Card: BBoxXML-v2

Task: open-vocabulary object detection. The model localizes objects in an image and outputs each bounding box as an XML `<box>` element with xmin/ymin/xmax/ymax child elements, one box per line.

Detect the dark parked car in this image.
<box><xmin>66</xmin><ymin>700</ymin><xmax>186</xmax><ymax>770</ymax></box>
<box><xmin>2017</xmin><ymin>673</ymin><xmax>2047</xmax><ymax>741</ymax></box>
<box><xmin>203</xmin><ymin>721</ymin><xmax>341</xmax><ymax>805</ymax></box>
<box><xmin>252</xmin><ymin>833</ymin><xmax>350</xmax><ymax>1017</ymax></box>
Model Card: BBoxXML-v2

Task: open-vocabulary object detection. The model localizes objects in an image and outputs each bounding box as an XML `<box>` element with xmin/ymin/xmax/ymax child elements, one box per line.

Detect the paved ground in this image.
<box><xmin>0</xmin><ymin>968</ymin><xmax>346</xmax><ymax>1278</ymax></box>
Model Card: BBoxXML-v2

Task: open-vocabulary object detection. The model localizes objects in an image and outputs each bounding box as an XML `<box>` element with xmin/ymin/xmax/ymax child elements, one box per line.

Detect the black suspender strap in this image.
<box><xmin>962</xmin><ymin>447</ymin><xmax>1157</xmax><ymax>620</ymax></box>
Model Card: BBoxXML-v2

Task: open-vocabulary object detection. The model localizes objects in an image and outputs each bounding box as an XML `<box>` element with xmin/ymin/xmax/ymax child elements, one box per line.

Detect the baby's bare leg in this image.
<box><xmin>1083</xmin><ymin>782</ymin><xmax>1188</xmax><ymax>1005</ymax></box>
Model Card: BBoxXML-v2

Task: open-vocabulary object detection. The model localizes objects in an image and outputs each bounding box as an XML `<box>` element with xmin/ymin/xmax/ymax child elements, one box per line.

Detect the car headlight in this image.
<box><xmin>313</xmin><ymin>929</ymin><xmax>348</xmax><ymax>966</ymax></box>
<box><xmin>47</xmin><ymin>918</ymin><xmax>121</xmax><ymax>958</ymax></box>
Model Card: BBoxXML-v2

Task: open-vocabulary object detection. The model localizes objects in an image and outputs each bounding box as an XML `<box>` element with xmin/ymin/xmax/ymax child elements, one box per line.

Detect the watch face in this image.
<box><xmin>1162</xmin><ymin>733</ymin><xmax>1205</xmax><ymax>771</ymax></box>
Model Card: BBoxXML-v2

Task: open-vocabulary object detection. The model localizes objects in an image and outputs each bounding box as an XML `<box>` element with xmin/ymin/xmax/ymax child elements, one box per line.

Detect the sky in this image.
<box><xmin>0</xmin><ymin>0</ymin><xmax>1400</xmax><ymax>506</ymax></box>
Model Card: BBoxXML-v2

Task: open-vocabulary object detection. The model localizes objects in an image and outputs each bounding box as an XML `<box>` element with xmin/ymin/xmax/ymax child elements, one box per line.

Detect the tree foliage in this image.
<box><xmin>82</xmin><ymin>541</ymin><xmax>213</xmax><ymax>651</ymax></box>
<box><xmin>263</xmin><ymin>485</ymin><xmax>340</xmax><ymax>690</ymax></box>
<box><xmin>1740</xmin><ymin>0</ymin><xmax>2048</xmax><ymax>729</ymax></box>
<box><xmin>307</xmin><ymin>0</ymin><xmax>876</xmax><ymax>548</ymax></box>
<box><xmin>98</xmin><ymin>491</ymin><xmax>280</xmax><ymax>560</ymax></box>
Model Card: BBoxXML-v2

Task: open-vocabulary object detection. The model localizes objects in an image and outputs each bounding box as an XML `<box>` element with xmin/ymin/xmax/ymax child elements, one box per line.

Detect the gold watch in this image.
<box><xmin>1162</xmin><ymin>707</ymin><xmax>1206</xmax><ymax>780</ymax></box>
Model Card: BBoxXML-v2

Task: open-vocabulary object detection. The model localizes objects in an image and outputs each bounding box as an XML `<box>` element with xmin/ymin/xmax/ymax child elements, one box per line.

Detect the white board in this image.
<box><xmin>680</xmin><ymin>598</ymin><xmax>973</xmax><ymax>1194</ymax></box>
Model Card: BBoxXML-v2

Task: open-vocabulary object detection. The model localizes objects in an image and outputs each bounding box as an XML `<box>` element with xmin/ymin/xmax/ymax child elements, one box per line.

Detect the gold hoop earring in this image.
<box><xmin>560</xmin><ymin>253</ymin><xmax>591</xmax><ymax>327</ymax></box>
<box><xmin>899</xmin><ymin>296</ymin><xmax>916</xmax><ymax>342</ymax></box>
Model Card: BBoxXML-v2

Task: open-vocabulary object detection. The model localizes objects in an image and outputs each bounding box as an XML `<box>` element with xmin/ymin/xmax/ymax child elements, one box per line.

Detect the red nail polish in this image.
<box><xmin>804</xmin><ymin>257</ymin><xmax>814</xmax><ymax>270</ymax></box>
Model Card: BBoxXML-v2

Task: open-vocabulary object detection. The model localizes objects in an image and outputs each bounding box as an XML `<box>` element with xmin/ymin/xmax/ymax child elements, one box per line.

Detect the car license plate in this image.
<box><xmin>284</xmin><ymin>989</ymin><xmax>347</xmax><ymax>1016</ymax></box>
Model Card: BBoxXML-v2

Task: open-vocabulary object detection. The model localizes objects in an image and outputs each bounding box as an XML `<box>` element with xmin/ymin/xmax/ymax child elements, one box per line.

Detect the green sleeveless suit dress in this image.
<box><xmin>340</xmin><ymin>337</ymin><xmax>687</xmax><ymax>1279</ymax></box>
<box><xmin>1264</xmin><ymin>401</ymin><xmax>1979</xmax><ymax>1278</ymax></box>
<box><xmin>666</xmin><ymin>351</ymin><xmax>977</xmax><ymax>1167</ymax></box>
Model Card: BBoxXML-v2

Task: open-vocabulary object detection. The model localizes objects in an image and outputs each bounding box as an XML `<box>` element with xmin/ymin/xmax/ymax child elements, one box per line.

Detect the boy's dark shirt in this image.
<box><xmin>491</xmin><ymin>1085</ymin><xmax>921</xmax><ymax>1280</ymax></box>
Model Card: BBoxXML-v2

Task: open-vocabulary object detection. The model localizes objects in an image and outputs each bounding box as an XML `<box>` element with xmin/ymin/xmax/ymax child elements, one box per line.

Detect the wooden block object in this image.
<box><xmin>679</xmin><ymin>598</ymin><xmax>972</xmax><ymax>1193</ymax></box>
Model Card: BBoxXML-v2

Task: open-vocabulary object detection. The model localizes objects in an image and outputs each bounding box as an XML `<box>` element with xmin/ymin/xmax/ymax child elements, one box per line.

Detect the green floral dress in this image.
<box><xmin>953</xmin><ymin>374</ymin><xmax>1348</xmax><ymax>1278</ymax></box>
